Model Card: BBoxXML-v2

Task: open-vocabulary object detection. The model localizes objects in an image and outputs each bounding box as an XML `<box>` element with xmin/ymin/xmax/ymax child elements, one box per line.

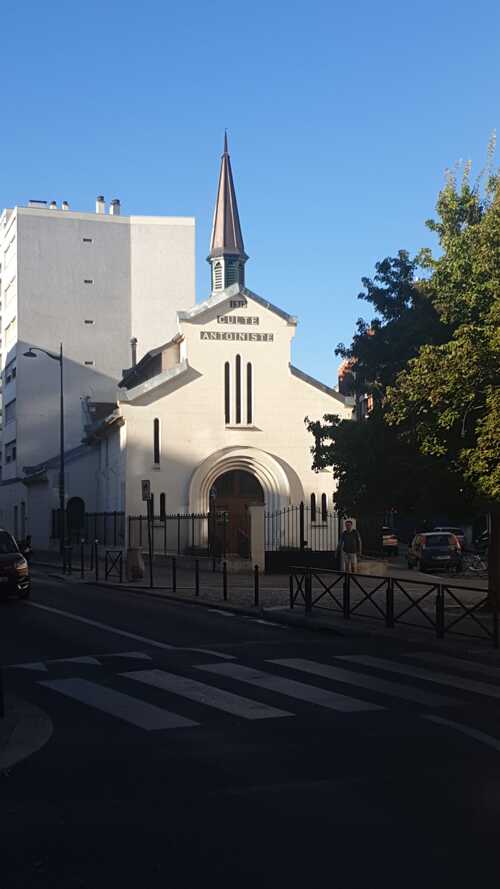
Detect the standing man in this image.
<box><xmin>338</xmin><ymin>520</ymin><xmax>362</xmax><ymax>573</ymax></box>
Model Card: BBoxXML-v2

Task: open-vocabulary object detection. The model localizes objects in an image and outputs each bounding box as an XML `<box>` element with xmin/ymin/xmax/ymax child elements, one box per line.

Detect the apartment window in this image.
<box><xmin>153</xmin><ymin>418</ymin><xmax>160</xmax><ymax>465</ymax></box>
<box><xmin>310</xmin><ymin>493</ymin><xmax>317</xmax><ymax>523</ymax></box>
<box><xmin>321</xmin><ymin>493</ymin><xmax>328</xmax><ymax>522</ymax></box>
<box><xmin>4</xmin><ymin>317</ymin><xmax>16</xmax><ymax>348</ymax></box>
<box><xmin>84</xmin><ymin>360</ymin><xmax>95</xmax><ymax>366</ymax></box>
<box><xmin>4</xmin><ymin>399</ymin><xmax>16</xmax><ymax>424</ymax></box>
<box><xmin>235</xmin><ymin>355</ymin><xmax>241</xmax><ymax>424</ymax></box>
<box><xmin>82</xmin><ymin>238</ymin><xmax>94</xmax><ymax>243</ymax></box>
<box><xmin>4</xmin><ymin>358</ymin><xmax>16</xmax><ymax>383</ymax></box>
<box><xmin>224</xmin><ymin>362</ymin><xmax>230</xmax><ymax>424</ymax></box>
<box><xmin>84</xmin><ymin>279</ymin><xmax>94</xmax><ymax>284</ymax></box>
<box><xmin>84</xmin><ymin>319</ymin><xmax>95</xmax><ymax>325</ymax></box>
<box><xmin>5</xmin><ymin>439</ymin><xmax>16</xmax><ymax>464</ymax></box>
<box><xmin>246</xmin><ymin>362</ymin><xmax>253</xmax><ymax>424</ymax></box>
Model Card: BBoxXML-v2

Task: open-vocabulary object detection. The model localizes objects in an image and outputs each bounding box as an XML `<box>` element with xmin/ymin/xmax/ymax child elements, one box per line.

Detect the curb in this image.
<box><xmin>35</xmin><ymin>565</ymin><xmax>500</xmax><ymax>659</ymax></box>
<box><xmin>0</xmin><ymin>694</ymin><xmax>53</xmax><ymax>773</ymax></box>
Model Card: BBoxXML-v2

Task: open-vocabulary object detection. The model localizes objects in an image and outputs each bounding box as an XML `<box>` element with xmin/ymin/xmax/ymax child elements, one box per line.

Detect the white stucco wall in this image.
<box><xmin>120</xmin><ymin>290</ymin><xmax>350</xmax><ymax>519</ymax></box>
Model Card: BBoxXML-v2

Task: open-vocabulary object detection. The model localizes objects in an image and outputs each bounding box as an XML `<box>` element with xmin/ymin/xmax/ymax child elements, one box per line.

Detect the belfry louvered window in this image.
<box><xmin>214</xmin><ymin>262</ymin><xmax>223</xmax><ymax>289</ymax></box>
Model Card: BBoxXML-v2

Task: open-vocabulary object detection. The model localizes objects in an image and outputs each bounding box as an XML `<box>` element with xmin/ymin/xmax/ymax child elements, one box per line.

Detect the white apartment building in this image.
<box><xmin>0</xmin><ymin>196</ymin><xmax>195</xmax><ymax>538</ymax></box>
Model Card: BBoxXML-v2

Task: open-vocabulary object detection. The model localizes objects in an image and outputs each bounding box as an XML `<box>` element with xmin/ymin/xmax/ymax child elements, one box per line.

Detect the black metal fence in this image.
<box><xmin>265</xmin><ymin>502</ymin><xmax>340</xmax><ymax>551</ymax></box>
<box><xmin>128</xmin><ymin>513</ymin><xmax>210</xmax><ymax>556</ymax></box>
<box><xmin>290</xmin><ymin>566</ymin><xmax>498</xmax><ymax>646</ymax></box>
<box><xmin>51</xmin><ymin>510</ymin><xmax>125</xmax><ymax>546</ymax></box>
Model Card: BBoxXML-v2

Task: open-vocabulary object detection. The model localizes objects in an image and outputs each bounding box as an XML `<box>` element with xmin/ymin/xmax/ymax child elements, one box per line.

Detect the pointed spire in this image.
<box><xmin>208</xmin><ymin>134</ymin><xmax>248</xmax><ymax>291</ymax></box>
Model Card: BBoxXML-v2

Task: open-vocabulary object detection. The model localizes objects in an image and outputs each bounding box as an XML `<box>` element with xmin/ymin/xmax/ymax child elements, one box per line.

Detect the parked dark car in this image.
<box><xmin>407</xmin><ymin>532</ymin><xmax>462</xmax><ymax>573</ymax></box>
<box><xmin>0</xmin><ymin>529</ymin><xmax>31</xmax><ymax>599</ymax></box>
<box><xmin>433</xmin><ymin>526</ymin><xmax>466</xmax><ymax>548</ymax></box>
<box><xmin>382</xmin><ymin>526</ymin><xmax>399</xmax><ymax>556</ymax></box>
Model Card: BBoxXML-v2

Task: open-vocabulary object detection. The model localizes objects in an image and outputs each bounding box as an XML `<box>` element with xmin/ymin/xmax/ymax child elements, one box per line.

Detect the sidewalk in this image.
<box><xmin>33</xmin><ymin>554</ymin><xmax>497</xmax><ymax>655</ymax></box>
<box><xmin>0</xmin><ymin>694</ymin><xmax>53</xmax><ymax>772</ymax></box>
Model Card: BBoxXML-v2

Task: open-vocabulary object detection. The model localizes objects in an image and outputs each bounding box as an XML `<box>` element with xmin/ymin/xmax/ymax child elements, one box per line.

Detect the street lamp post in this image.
<box><xmin>23</xmin><ymin>343</ymin><xmax>65</xmax><ymax>554</ymax></box>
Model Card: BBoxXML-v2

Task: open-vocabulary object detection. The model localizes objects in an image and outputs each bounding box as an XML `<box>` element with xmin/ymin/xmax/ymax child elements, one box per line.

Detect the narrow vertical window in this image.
<box><xmin>246</xmin><ymin>362</ymin><xmax>253</xmax><ymax>424</ymax></box>
<box><xmin>310</xmin><ymin>493</ymin><xmax>316</xmax><ymax>523</ymax></box>
<box><xmin>321</xmin><ymin>493</ymin><xmax>328</xmax><ymax>522</ymax></box>
<box><xmin>160</xmin><ymin>493</ymin><xmax>166</xmax><ymax>519</ymax></box>
<box><xmin>153</xmin><ymin>418</ymin><xmax>160</xmax><ymax>465</ymax></box>
<box><xmin>235</xmin><ymin>355</ymin><xmax>241</xmax><ymax>424</ymax></box>
<box><xmin>224</xmin><ymin>362</ymin><xmax>230</xmax><ymax>424</ymax></box>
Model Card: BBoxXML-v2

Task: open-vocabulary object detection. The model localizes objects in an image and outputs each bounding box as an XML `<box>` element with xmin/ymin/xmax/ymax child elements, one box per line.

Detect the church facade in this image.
<box><xmin>23</xmin><ymin>138</ymin><xmax>354</xmax><ymax>558</ymax></box>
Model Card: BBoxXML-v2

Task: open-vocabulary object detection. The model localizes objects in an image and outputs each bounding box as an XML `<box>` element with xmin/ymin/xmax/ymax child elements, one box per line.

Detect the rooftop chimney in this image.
<box><xmin>61</xmin><ymin>201</ymin><xmax>70</xmax><ymax>211</ymax></box>
<box><xmin>49</xmin><ymin>201</ymin><xmax>57</xmax><ymax>210</ymax></box>
<box><xmin>96</xmin><ymin>195</ymin><xmax>105</xmax><ymax>214</ymax></box>
<box><xmin>130</xmin><ymin>337</ymin><xmax>138</xmax><ymax>367</ymax></box>
<box><xmin>109</xmin><ymin>198</ymin><xmax>121</xmax><ymax>216</ymax></box>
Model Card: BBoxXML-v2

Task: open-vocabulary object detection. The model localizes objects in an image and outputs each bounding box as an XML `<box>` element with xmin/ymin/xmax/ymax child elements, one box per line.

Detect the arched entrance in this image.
<box><xmin>210</xmin><ymin>469</ymin><xmax>264</xmax><ymax>558</ymax></box>
<box><xmin>66</xmin><ymin>497</ymin><xmax>85</xmax><ymax>542</ymax></box>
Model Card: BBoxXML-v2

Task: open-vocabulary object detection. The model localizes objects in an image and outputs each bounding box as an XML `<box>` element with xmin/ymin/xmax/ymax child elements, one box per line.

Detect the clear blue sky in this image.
<box><xmin>2</xmin><ymin>0</ymin><xmax>499</xmax><ymax>385</ymax></box>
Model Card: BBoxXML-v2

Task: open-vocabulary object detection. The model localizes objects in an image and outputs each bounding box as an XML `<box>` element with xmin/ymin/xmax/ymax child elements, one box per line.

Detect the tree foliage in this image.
<box><xmin>308</xmin><ymin>146</ymin><xmax>499</xmax><ymax>596</ymax></box>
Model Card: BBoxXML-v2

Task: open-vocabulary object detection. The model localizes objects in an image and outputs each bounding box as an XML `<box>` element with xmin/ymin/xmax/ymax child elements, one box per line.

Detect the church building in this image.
<box><xmin>22</xmin><ymin>137</ymin><xmax>354</xmax><ymax>562</ymax></box>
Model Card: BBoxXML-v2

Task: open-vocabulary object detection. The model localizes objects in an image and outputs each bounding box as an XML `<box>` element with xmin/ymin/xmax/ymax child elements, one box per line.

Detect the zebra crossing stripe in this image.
<box><xmin>337</xmin><ymin>655</ymin><xmax>500</xmax><ymax>701</ymax></box>
<box><xmin>122</xmin><ymin>669</ymin><xmax>292</xmax><ymax>720</ymax></box>
<box><xmin>407</xmin><ymin>652</ymin><xmax>500</xmax><ymax>680</ymax></box>
<box><xmin>40</xmin><ymin>678</ymin><xmax>198</xmax><ymax>730</ymax></box>
<box><xmin>196</xmin><ymin>663</ymin><xmax>383</xmax><ymax>712</ymax></box>
<box><xmin>269</xmin><ymin>658</ymin><xmax>459</xmax><ymax>707</ymax></box>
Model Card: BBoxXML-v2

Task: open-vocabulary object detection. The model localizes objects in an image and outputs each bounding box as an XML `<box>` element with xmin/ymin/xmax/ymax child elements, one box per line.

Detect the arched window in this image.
<box><xmin>235</xmin><ymin>354</ymin><xmax>241</xmax><ymax>424</ymax></box>
<box><xmin>246</xmin><ymin>362</ymin><xmax>253</xmax><ymax>424</ymax></box>
<box><xmin>321</xmin><ymin>493</ymin><xmax>328</xmax><ymax>522</ymax></box>
<box><xmin>153</xmin><ymin>418</ymin><xmax>160</xmax><ymax>465</ymax></box>
<box><xmin>224</xmin><ymin>362</ymin><xmax>230</xmax><ymax>424</ymax></box>
<box><xmin>310</xmin><ymin>493</ymin><xmax>317</xmax><ymax>523</ymax></box>
<box><xmin>214</xmin><ymin>262</ymin><xmax>223</xmax><ymax>289</ymax></box>
<box><xmin>160</xmin><ymin>493</ymin><xmax>166</xmax><ymax>520</ymax></box>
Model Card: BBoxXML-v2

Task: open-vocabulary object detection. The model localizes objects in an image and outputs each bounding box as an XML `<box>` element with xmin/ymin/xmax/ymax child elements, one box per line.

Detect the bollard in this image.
<box><xmin>254</xmin><ymin>565</ymin><xmax>260</xmax><ymax>608</ymax></box>
<box><xmin>304</xmin><ymin>568</ymin><xmax>312</xmax><ymax>614</ymax></box>
<box><xmin>385</xmin><ymin>577</ymin><xmax>394</xmax><ymax>628</ymax></box>
<box><xmin>94</xmin><ymin>541</ymin><xmax>99</xmax><ymax>583</ymax></box>
<box><xmin>195</xmin><ymin>559</ymin><xmax>200</xmax><ymax>596</ymax></box>
<box><xmin>289</xmin><ymin>573</ymin><xmax>294</xmax><ymax>609</ymax></box>
<box><xmin>171</xmin><ymin>556</ymin><xmax>177</xmax><ymax>593</ymax></box>
<box><xmin>80</xmin><ymin>540</ymin><xmax>85</xmax><ymax>579</ymax></box>
<box><xmin>436</xmin><ymin>585</ymin><xmax>445</xmax><ymax>639</ymax></box>
<box><xmin>0</xmin><ymin>668</ymin><xmax>4</xmax><ymax>719</ymax></box>
<box><xmin>223</xmin><ymin>560</ymin><xmax>228</xmax><ymax>601</ymax></box>
<box><xmin>212</xmin><ymin>558</ymin><xmax>216</xmax><ymax>573</ymax></box>
<box><xmin>119</xmin><ymin>552</ymin><xmax>123</xmax><ymax>584</ymax></box>
<box><xmin>343</xmin><ymin>571</ymin><xmax>350</xmax><ymax>619</ymax></box>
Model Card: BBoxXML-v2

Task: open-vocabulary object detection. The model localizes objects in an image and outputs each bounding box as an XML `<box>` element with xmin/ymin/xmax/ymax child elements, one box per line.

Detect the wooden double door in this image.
<box><xmin>210</xmin><ymin>470</ymin><xmax>264</xmax><ymax>559</ymax></box>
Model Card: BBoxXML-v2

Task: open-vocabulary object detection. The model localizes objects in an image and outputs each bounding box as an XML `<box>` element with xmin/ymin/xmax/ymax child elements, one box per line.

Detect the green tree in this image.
<box><xmin>386</xmin><ymin>164</ymin><xmax>500</xmax><ymax>598</ymax></box>
<box><xmin>307</xmin><ymin>248</ymin><xmax>466</xmax><ymax>528</ymax></box>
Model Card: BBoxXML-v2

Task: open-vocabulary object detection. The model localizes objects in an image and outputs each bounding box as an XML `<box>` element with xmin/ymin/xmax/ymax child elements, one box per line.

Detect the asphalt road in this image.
<box><xmin>2</xmin><ymin>568</ymin><xmax>500</xmax><ymax>888</ymax></box>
